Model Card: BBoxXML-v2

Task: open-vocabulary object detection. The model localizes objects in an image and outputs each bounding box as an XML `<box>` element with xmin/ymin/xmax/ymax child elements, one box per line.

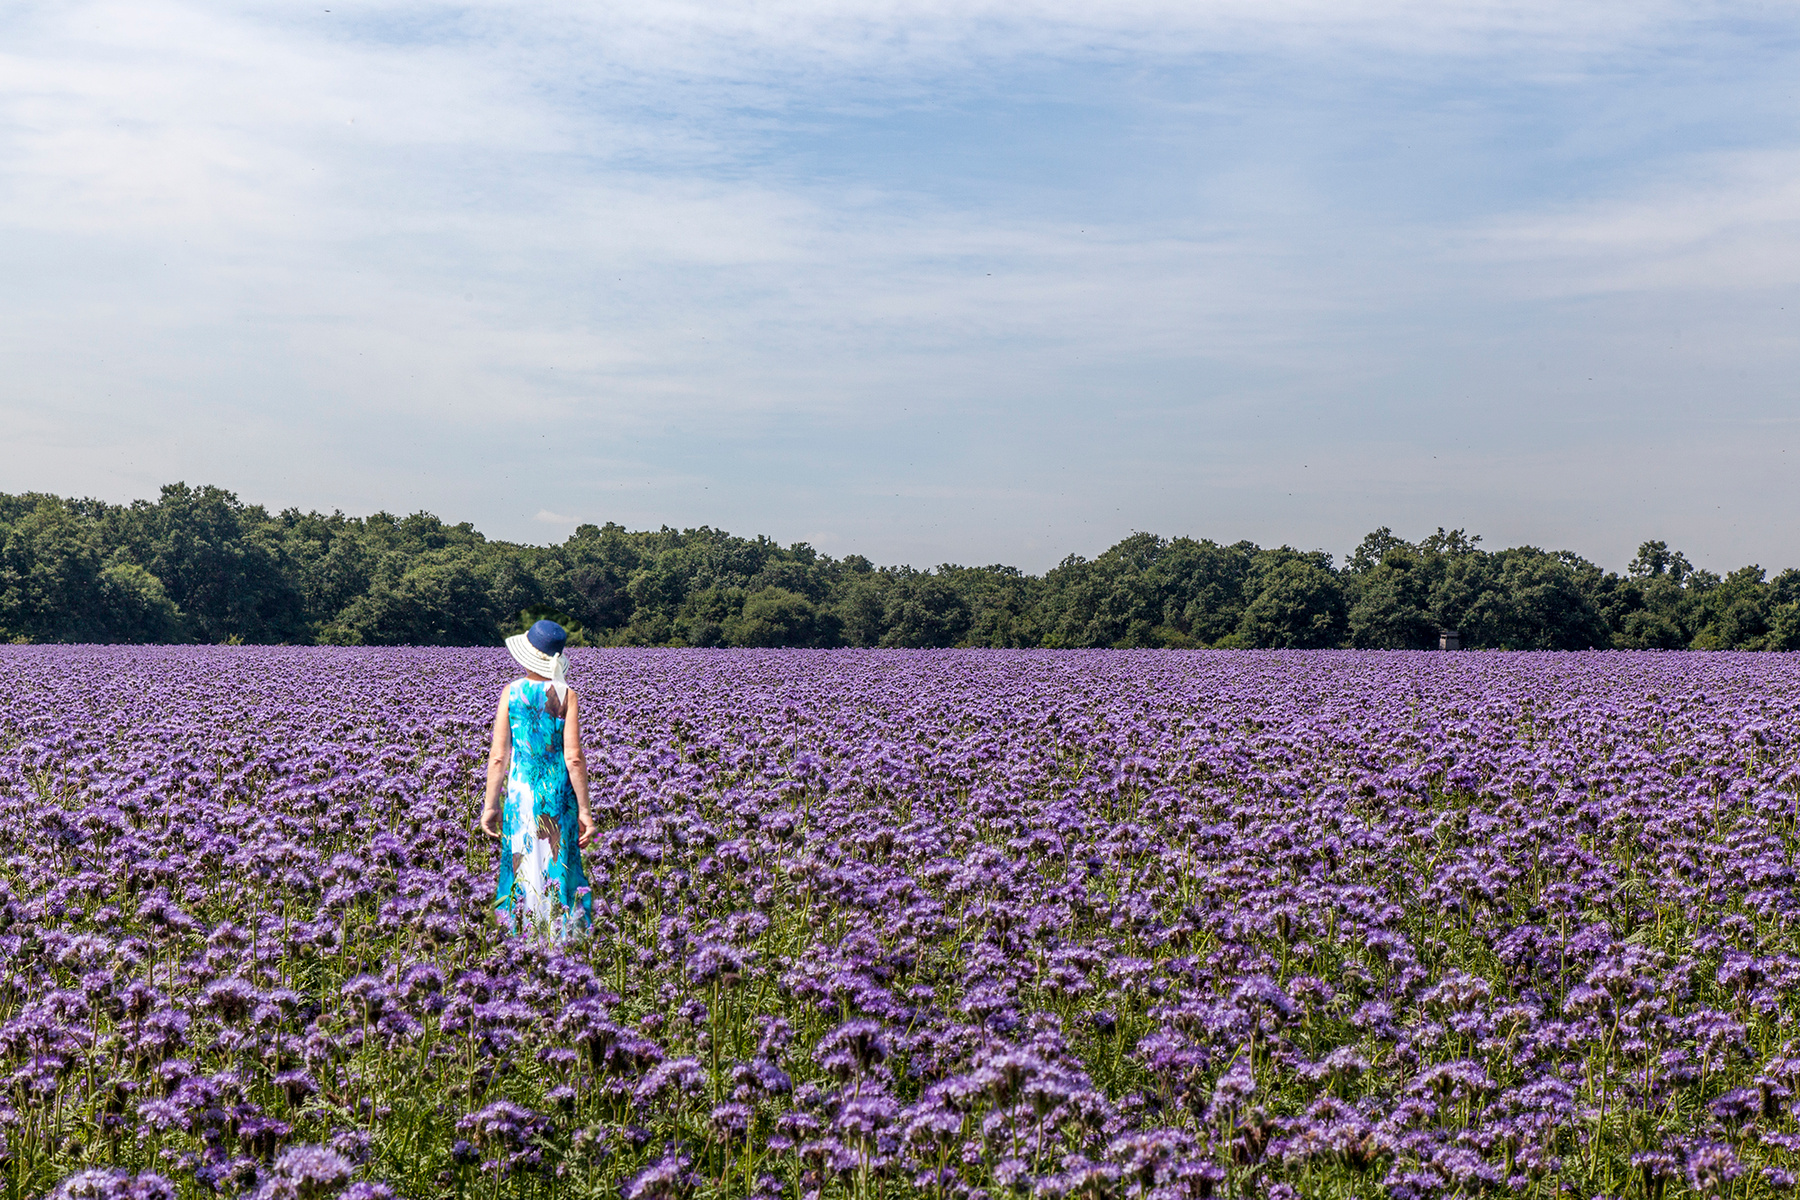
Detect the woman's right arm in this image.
<box><xmin>563</xmin><ymin>689</ymin><xmax>597</xmax><ymax>848</ymax></box>
<box><xmin>480</xmin><ymin>692</ymin><xmax>510</xmax><ymax>837</ymax></box>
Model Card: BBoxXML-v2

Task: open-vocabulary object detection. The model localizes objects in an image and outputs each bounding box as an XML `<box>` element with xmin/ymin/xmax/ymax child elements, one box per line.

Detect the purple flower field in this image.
<box><xmin>5</xmin><ymin>646</ymin><xmax>1800</xmax><ymax>1200</ymax></box>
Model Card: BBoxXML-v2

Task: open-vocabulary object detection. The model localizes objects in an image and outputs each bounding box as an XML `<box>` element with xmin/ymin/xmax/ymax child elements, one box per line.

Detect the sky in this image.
<box><xmin>1</xmin><ymin>0</ymin><xmax>1797</xmax><ymax>574</ymax></box>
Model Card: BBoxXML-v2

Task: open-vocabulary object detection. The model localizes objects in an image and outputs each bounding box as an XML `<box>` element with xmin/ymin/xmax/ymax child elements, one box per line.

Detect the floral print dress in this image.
<box><xmin>495</xmin><ymin>679</ymin><xmax>591</xmax><ymax>937</ymax></box>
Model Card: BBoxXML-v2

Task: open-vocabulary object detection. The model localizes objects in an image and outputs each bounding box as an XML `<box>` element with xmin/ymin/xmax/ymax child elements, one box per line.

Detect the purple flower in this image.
<box><xmin>252</xmin><ymin>1145</ymin><xmax>355</xmax><ymax>1199</ymax></box>
<box><xmin>711</xmin><ymin>1102</ymin><xmax>752</xmax><ymax>1141</ymax></box>
<box><xmin>730</xmin><ymin>1059</ymin><xmax>792</xmax><ymax>1099</ymax></box>
<box><xmin>1684</xmin><ymin>1143</ymin><xmax>1743</xmax><ymax>1193</ymax></box>
<box><xmin>329</xmin><ymin>1129</ymin><xmax>373</xmax><ymax>1166</ymax></box>
<box><xmin>836</xmin><ymin>1094</ymin><xmax>900</xmax><ymax>1141</ymax></box>
<box><xmin>798</xmin><ymin>1137</ymin><xmax>859</xmax><ymax>1174</ymax></box>
<box><xmin>815</xmin><ymin>1018</ymin><xmax>891</xmax><ymax>1078</ymax></box>
<box><xmin>20</xmin><ymin>641</ymin><xmax>1800</xmax><ymax>1200</ymax></box>
<box><xmin>239</xmin><ymin>1114</ymin><xmax>292</xmax><ymax>1158</ymax></box>
<box><xmin>624</xmin><ymin>1152</ymin><xmax>693</xmax><ymax>1200</ymax></box>
<box><xmin>633</xmin><ymin>1057</ymin><xmax>707</xmax><ymax>1103</ymax></box>
<box><xmin>341</xmin><ymin>1187</ymin><xmax>396</xmax><ymax>1200</ymax></box>
<box><xmin>136</xmin><ymin>1098</ymin><xmax>190</xmax><ymax>1133</ymax></box>
<box><xmin>274</xmin><ymin>1069</ymin><xmax>318</xmax><ymax>1105</ymax></box>
<box><xmin>201</xmin><ymin>976</ymin><xmax>261</xmax><ymax>1023</ymax></box>
<box><xmin>687</xmin><ymin>940</ymin><xmax>747</xmax><ymax>984</ymax></box>
<box><xmin>1210</xmin><ymin>1057</ymin><xmax>1256</xmax><ymax>1117</ymax></box>
<box><xmin>455</xmin><ymin>1101</ymin><xmax>552</xmax><ymax>1173</ymax></box>
<box><xmin>49</xmin><ymin>1170</ymin><xmax>177</xmax><ymax>1200</ymax></box>
<box><xmin>1709</xmin><ymin>1088</ymin><xmax>1761</xmax><ymax>1124</ymax></box>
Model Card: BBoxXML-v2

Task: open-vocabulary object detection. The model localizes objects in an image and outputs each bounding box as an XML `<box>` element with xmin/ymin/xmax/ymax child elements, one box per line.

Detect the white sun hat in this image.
<box><xmin>506</xmin><ymin>619</ymin><xmax>570</xmax><ymax>699</ymax></box>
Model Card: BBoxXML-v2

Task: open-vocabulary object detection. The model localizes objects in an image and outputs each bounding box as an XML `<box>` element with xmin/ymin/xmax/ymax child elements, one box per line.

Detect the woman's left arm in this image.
<box><xmin>564</xmin><ymin>690</ymin><xmax>598</xmax><ymax>848</ymax></box>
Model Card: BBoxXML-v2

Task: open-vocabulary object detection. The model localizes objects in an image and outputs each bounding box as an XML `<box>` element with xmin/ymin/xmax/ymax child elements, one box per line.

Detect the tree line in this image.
<box><xmin>3</xmin><ymin>483</ymin><xmax>1797</xmax><ymax>650</ymax></box>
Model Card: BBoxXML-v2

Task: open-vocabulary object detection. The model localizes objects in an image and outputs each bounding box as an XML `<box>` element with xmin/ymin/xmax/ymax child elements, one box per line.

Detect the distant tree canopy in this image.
<box><xmin>2</xmin><ymin>486</ymin><xmax>1797</xmax><ymax>650</ymax></box>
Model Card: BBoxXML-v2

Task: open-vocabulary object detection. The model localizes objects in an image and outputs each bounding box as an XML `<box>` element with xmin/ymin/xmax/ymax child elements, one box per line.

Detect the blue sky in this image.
<box><xmin>2</xmin><ymin>0</ymin><xmax>1797</xmax><ymax>573</ymax></box>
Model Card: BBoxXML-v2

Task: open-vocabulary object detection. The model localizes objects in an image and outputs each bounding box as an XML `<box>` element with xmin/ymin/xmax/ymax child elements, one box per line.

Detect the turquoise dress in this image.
<box><xmin>495</xmin><ymin>679</ymin><xmax>591</xmax><ymax>938</ymax></box>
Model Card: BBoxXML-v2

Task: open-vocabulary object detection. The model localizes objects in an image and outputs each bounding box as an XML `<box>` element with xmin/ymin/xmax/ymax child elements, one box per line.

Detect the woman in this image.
<box><xmin>480</xmin><ymin>619</ymin><xmax>597</xmax><ymax>937</ymax></box>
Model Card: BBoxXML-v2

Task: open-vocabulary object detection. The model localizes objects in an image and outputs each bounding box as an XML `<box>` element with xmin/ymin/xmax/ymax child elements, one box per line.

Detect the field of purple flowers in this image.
<box><xmin>5</xmin><ymin>647</ymin><xmax>1800</xmax><ymax>1200</ymax></box>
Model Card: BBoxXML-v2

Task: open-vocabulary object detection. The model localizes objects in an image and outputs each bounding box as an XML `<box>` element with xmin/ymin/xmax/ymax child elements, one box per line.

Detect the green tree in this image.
<box><xmin>1628</xmin><ymin>540</ymin><xmax>1694</xmax><ymax>582</ymax></box>
<box><xmin>1162</xmin><ymin>539</ymin><xmax>1258</xmax><ymax>646</ymax></box>
<box><xmin>1420</xmin><ymin>528</ymin><xmax>1481</xmax><ymax>556</ymax></box>
<box><xmin>727</xmin><ymin>587</ymin><xmax>832</xmax><ymax>647</ymax></box>
<box><xmin>10</xmin><ymin>481</ymin><xmax>1800</xmax><ymax>652</ymax></box>
<box><xmin>835</xmin><ymin>575</ymin><xmax>890</xmax><ymax>648</ymax></box>
<box><xmin>1347</xmin><ymin>552</ymin><xmax>1438</xmax><ymax>649</ymax></box>
<box><xmin>1232</xmin><ymin>558</ymin><xmax>1347</xmax><ymax>648</ymax></box>
<box><xmin>881</xmin><ymin>570</ymin><xmax>971</xmax><ymax>648</ymax></box>
<box><xmin>1617</xmin><ymin>605</ymin><xmax>1688</xmax><ymax>649</ymax></box>
<box><xmin>95</xmin><ymin>560</ymin><xmax>184</xmax><ymax>642</ymax></box>
<box><xmin>1771</xmin><ymin>568</ymin><xmax>1800</xmax><ymax>608</ymax></box>
<box><xmin>1609</xmin><ymin>542</ymin><xmax>1710</xmax><ymax>647</ymax></box>
<box><xmin>1692</xmin><ymin>565</ymin><xmax>1770</xmax><ymax>649</ymax></box>
<box><xmin>1768</xmin><ymin>602</ymin><xmax>1800</xmax><ymax>651</ymax></box>
<box><xmin>537</xmin><ymin>523</ymin><xmax>641</xmax><ymax>635</ymax></box>
<box><xmin>324</xmin><ymin>553</ymin><xmax>498</xmax><ymax>645</ymax></box>
<box><xmin>1036</xmin><ymin>535</ymin><xmax>1254</xmax><ymax>647</ymax></box>
<box><xmin>130</xmin><ymin>484</ymin><xmax>303</xmax><ymax>642</ymax></box>
<box><xmin>0</xmin><ymin>498</ymin><xmax>114</xmax><ymax>641</ymax></box>
<box><xmin>944</xmin><ymin>565</ymin><xmax>1042</xmax><ymax>648</ymax></box>
<box><xmin>1345</xmin><ymin>527</ymin><xmax>1414</xmax><ymax>575</ymax></box>
<box><xmin>1458</xmin><ymin>549</ymin><xmax>1609</xmax><ymax>650</ymax></box>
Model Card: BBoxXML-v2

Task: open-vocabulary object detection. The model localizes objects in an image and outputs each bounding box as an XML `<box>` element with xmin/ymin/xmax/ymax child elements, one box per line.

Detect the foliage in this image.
<box><xmin>1346</xmin><ymin>551</ymin><xmax>1437</xmax><ymax>650</ymax></box>
<box><xmin>3</xmin><ymin>486</ymin><xmax>1798</xmax><ymax>650</ymax></box>
<box><xmin>1231</xmin><ymin>556</ymin><xmax>1347</xmax><ymax>649</ymax></box>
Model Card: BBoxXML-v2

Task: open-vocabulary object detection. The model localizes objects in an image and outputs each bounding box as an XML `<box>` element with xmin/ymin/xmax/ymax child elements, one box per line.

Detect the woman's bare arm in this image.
<box><xmin>564</xmin><ymin>690</ymin><xmax>597</xmax><ymax>848</ymax></box>
<box><xmin>480</xmin><ymin>692</ymin><xmax>510</xmax><ymax>837</ymax></box>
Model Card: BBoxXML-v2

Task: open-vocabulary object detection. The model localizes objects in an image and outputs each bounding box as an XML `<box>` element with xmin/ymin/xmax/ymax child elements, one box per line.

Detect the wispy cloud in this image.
<box><xmin>1468</xmin><ymin>149</ymin><xmax>1800</xmax><ymax>296</ymax></box>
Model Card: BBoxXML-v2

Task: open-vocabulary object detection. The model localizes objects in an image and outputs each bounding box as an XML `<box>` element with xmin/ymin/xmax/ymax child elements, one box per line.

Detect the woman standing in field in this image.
<box><xmin>480</xmin><ymin>619</ymin><xmax>596</xmax><ymax>937</ymax></box>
